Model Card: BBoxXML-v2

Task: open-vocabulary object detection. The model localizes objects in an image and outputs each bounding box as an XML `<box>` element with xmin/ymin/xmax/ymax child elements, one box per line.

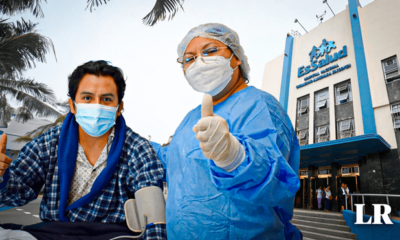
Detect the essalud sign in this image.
<box><xmin>296</xmin><ymin>39</ymin><xmax>351</xmax><ymax>89</ymax></box>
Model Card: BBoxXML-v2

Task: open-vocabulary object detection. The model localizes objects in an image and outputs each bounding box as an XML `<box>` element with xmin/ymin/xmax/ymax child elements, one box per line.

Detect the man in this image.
<box><xmin>0</xmin><ymin>61</ymin><xmax>166</xmax><ymax>239</ymax></box>
<box><xmin>151</xmin><ymin>23</ymin><xmax>301</xmax><ymax>239</ymax></box>
<box><xmin>336</xmin><ymin>183</ymin><xmax>346</xmax><ymax>213</ymax></box>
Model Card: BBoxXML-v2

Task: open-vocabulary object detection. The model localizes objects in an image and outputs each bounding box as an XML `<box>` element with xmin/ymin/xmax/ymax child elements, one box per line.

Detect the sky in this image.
<box><xmin>7</xmin><ymin>0</ymin><xmax>374</xmax><ymax>144</ymax></box>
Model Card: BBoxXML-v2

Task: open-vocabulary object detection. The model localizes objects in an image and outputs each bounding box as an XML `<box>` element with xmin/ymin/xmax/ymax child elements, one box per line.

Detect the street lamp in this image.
<box><xmin>323</xmin><ymin>0</ymin><xmax>336</xmax><ymax>16</ymax></box>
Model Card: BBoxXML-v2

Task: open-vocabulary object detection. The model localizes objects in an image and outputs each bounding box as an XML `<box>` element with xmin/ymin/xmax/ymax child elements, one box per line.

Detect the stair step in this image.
<box><xmin>291</xmin><ymin>219</ymin><xmax>350</xmax><ymax>232</ymax></box>
<box><xmin>301</xmin><ymin>230</ymin><xmax>356</xmax><ymax>240</ymax></box>
<box><xmin>303</xmin><ymin>238</ymin><xmax>317</xmax><ymax>240</ymax></box>
<box><xmin>294</xmin><ymin>210</ymin><xmax>344</xmax><ymax>220</ymax></box>
<box><xmin>292</xmin><ymin>215</ymin><xmax>347</xmax><ymax>225</ymax></box>
<box><xmin>296</xmin><ymin>224</ymin><xmax>356</xmax><ymax>239</ymax></box>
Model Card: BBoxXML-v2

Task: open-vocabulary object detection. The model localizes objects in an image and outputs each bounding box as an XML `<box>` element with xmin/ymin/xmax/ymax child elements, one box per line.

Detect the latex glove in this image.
<box><xmin>193</xmin><ymin>94</ymin><xmax>245</xmax><ymax>172</ymax></box>
<box><xmin>0</xmin><ymin>134</ymin><xmax>11</xmax><ymax>178</ymax></box>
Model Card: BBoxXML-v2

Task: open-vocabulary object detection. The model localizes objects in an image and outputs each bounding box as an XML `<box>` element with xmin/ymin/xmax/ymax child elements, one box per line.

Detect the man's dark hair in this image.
<box><xmin>68</xmin><ymin>60</ymin><xmax>126</xmax><ymax>103</ymax></box>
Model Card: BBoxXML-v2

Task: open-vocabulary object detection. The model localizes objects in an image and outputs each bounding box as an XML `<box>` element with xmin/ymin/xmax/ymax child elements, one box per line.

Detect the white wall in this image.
<box><xmin>359</xmin><ymin>0</ymin><xmax>400</xmax><ymax>148</ymax></box>
<box><xmin>261</xmin><ymin>54</ymin><xmax>284</xmax><ymax>102</ymax></box>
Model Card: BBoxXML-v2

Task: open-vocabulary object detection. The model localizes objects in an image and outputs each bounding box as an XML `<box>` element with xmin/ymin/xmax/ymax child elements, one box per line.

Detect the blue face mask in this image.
<box><xmin>74</xmin><ymin>102</ymin><xmax>119</xmax><ymax>137</ymax></box>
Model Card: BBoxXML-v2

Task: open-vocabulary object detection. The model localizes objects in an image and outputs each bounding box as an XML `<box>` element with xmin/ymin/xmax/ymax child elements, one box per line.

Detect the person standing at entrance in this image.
<box><xmin>325</xmin><ymin>186</ymin><xmax>332</xmax><ymax>212</ymax></box>
<box><xmin>322</xmin><ymin>187</ymin><xmax>326</xmax><ymax>210</ymax></box>
<box><xmin>345</xmin><ymin>183</ymin><xmax>350</xmax><ymax>210</ymax></box>
<box><xmin>336</xmin><ymin>183</ymin><xmax>346</xmax><ymax>213</ymax></box>
<box><xmin>316</xmin><ymin>186</ymin><xmax>323</xmax><ymax>210</ymax></box>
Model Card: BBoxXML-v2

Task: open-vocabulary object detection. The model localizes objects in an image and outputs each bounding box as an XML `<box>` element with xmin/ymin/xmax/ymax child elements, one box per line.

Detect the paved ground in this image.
<box><xmin>0</xmin><ymin>198</ymin><xmax>42</xmax><ymax>225</ymax></box>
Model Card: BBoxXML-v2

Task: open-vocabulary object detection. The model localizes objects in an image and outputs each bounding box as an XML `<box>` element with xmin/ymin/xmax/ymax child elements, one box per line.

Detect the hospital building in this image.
<box><xmin>261</xmin><ymin>0</ymin><xmax>400</xmax><ymax>215</ymax></box>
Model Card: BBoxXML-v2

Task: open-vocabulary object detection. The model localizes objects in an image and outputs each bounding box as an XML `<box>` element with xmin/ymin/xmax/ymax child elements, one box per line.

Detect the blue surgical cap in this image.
<box><xmin>177</xmin><ymin>23</ymin><xmax>250</xmax><ymax>81</ymax></box>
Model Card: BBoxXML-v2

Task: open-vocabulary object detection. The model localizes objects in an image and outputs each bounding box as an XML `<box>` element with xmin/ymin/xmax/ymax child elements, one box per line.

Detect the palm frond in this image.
<box><xmin>0</xmin><ymin>18</ymin><xmax>56</xmax><ymax>77</ymax></box>
<box><xmin>0</xmin><ymin>0</ymin><xmax>47</xmax><ymax>18</ymax></box>
<box><xmin>0</xmin><ymin>83</ymin><xmax>61</xmax><ymax>122</ymax></box>
<box><xmin>14</xmin><ymin>113</ymin><xmax>67</xmax><ymax>143</ymax></box>
<box><xmin>0</xmin><ymin>94</ymin><xmax>14</xmax><ymax>126</ymax></box>
<box><xmin>85</xmin><ymin>0</ymin><xmax>109</xmax><ymax>12</ymax></box>
<box><xmin>0</xmin><ymin>78</ymin><xmax>56</xmax><ymax>103</ymax></box>
<box><xmin>56</xmin><ymin>100</ymin><xmax>70</xmax><ymax>113</ymax></box>
<box><xmin>13</xmin><ymin>136</ymin><xmax>33</xmax><ymax>143</ymax></box>
<box><xmin>142</xmin><ymin>0</ymin><xmax>184</xmax><ymax>26</ymax></box>
<box><xmin>14</xmin><ymin>105</ymin><xmax>33</xmax><ymax>122</ymax></box>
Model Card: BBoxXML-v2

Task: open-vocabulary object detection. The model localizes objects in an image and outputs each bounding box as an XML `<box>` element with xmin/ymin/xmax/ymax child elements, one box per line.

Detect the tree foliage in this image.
<box><xmin>0</xmin><ymin>0</ymin><xmax>46</xmax><ymax>18</ymax></box>
<box><xmin>86</xmin><ymin>0</ymin><xmax>184</xmax><ymax>26</ymax></box>
<box><xmin>0</xmin><ymin>0</ymin><xmax>61</xmax><ymax>128</ymax></box>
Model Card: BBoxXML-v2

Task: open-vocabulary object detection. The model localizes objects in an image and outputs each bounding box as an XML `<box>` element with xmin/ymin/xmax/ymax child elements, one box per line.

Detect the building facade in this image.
<box><xmin>261</xmin><ymin>0</ymin><xmax>400</xmax><ymax>215</ymax></box>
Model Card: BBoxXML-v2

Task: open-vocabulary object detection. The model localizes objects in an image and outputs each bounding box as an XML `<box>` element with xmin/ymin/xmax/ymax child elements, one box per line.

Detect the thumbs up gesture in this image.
<box><xmin>0</xmin><ymin>134</ymin><xmax>11</xmax><ymax>178</ymax></box>
<box><xmin>193</xmin><ymin>95</ymin><xmax>244</xmax><ymax>172</ymax></box>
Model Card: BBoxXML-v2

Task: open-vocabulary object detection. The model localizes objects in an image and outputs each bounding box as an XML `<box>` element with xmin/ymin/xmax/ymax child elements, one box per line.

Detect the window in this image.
<box><xmin>315</xmin><ymin>125</ymin><xmax>330</xmax><ymax>143</ymax></box>
<box><xmin>297</xmin><ymin>96</ymin><xmax>309</xmax><ymax>116</ymax></box>
<box><xmin>300</xmin><ymin>170</ymin><xmax>308</xmax><ymax>176</ymax></box>
<box><xmin>382</xmin><ymin>56</ymin><xmax>400</xmax><ymax>83</ymax></box>
<box><xmin>318</xmin><ymin>169</ymin><xmax>331</xmax><ymax>175</ymax></box>
<box><xmin>391</xmin><ymin>103</ymin><xmax>400</xmax><ymax>132</ymax></box>
<box><xmin>335</xmin><ymin>82</ymin><xmax>352</xmax><ymax>105</ymax></box>
<box><xmin>337</xmin><ymin>119</ymin><xmax>355</xmax><ymax>139</ymax></box>
<box><xmin>315</xmin><ymin>89</ymin><xmax>329</xmax><ymax>111</ymax></box>
<box><xmin>297</xmin><ymin>129</ymin><xmax>308</xmax><ymax>146</ymax></box>
<box><xmin>342</xmin><ymin>167</ymin><xmax>359</xmax><ymax>174</ymax></box>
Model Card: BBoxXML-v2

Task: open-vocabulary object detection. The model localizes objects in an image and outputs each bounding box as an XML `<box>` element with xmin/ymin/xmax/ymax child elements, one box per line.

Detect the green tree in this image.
<box><xmin>0</xmin><ymin>0</ymin><xmax>61</xmax><ymax>127</ymax></box>
<box><xmin>86</xmin><ymin>0</ymin><xmax>184</xmax><ymax>26</ymax></box>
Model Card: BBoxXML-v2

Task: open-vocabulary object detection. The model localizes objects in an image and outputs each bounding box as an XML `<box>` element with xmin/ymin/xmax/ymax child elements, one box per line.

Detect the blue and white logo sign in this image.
<box><xmin>298</xmin><ymin>39</ymin><xmax>348</xmax><ymax>78</ymax></box>
<box><xmin>296</xmin><ymin>39</ymin><xmax>352</xmax><ymax>89</ymax></box>
<box><xmin>309</xmin><ymin>39</ymin><xmax>337</xmax><ymax>62</ymax></box>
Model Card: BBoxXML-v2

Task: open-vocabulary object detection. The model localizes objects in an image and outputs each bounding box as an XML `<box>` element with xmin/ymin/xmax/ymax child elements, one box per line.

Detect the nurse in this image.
<box><xmin>151</xmin><ymin>23</ymin><xmax>301</xmax><ymax>239</ymax></box>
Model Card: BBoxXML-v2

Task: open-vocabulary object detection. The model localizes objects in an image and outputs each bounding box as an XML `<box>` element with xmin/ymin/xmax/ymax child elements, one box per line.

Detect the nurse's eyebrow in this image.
<box><xmin>184</xmin><ymin>42</ymin><xmax>219</xmax><ymax>55</ymax></box>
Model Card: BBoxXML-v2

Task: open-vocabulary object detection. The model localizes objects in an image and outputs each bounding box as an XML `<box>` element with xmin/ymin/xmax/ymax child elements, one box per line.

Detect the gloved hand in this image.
<box><xmin>193</xmin><ymin>94</ymin><xmax>245</xmax><ymax>172</ymax></box>
<box><xmin>0</xmin><ymin>134</ymin><xmax>11</xmax><ymax>178</ymax></box>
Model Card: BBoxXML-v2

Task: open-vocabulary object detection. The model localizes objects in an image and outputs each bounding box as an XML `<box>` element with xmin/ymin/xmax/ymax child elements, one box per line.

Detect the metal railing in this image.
<box><xmin>345</xmin><ymin>193</ymin><xmax>400</xmax><ymax>217</ymax></box>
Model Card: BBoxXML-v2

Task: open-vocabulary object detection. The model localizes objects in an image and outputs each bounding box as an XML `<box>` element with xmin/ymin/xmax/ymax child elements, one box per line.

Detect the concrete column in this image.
<box><xmin>307</xmin><ymin>165</ymin><xmax>317</xmax><ymax>209</ymax></box>
<box><xmin>331</xmin><ymin>163</ymin><xmax>339</xmax><ymax>212</ymax></box>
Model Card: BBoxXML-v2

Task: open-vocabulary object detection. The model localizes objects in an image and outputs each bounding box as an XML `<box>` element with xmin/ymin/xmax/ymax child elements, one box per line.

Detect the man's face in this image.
<box><xmin>68</xmin><ymin>74</ymin><xmax>123</xmax><ymax>116</ymax></box>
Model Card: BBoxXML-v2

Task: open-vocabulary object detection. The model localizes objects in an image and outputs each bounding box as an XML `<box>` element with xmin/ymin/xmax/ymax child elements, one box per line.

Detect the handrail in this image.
<box><xmin>344</xmin><ymin>193</ymin><xmax>400</xmax><ymax>217</ymax></box>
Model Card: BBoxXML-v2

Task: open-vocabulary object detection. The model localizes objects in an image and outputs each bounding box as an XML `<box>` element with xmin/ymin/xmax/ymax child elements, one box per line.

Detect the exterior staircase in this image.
<box><xmin>291</xmin><ymin>209</ymin><xmax>357</xmax><ymax>240</ymax></box>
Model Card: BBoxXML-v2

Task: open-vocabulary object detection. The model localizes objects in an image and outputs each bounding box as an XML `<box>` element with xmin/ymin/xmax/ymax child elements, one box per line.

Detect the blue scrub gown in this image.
<box><xmin>152</xmin><ymin>86</ymin><xmax>301</xmax><ymax>240</ymax></box>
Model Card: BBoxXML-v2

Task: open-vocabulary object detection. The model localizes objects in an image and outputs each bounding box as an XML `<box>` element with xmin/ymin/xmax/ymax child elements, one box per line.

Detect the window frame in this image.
<box><xmin>297</xmin><ymin>129</ymin><xmax>309</xmax><ymax>146</ymax></box>
<box><xmin>335</xmin><ymin>81</ymin><xmax>353</xmax><ymax>105</ymax></box>
<box><xmin>382</xmin><ymin>56</ymin><xmax>400</xmax><ymax>83</ymax></box>
<box><xmin>315</xmin><ymin>89</ymin><xmax>329</xmax><ymax>111</ymax></box>
<box><xmin>297</xmin><ymin>96</ymin><xmax>310</xmax><ymax>116</ymax></box>
<box><xmin>337</xmin><ymin>119</ymin><xmax>355</xmax><ymax>139</ymax></box>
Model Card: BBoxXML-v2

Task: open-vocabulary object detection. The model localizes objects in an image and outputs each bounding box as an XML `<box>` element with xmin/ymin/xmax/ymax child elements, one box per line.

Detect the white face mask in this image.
<box><xmin>185</xmin><ymin>53</ymin><xmax>238</xmax><ymax>96</ymax></box>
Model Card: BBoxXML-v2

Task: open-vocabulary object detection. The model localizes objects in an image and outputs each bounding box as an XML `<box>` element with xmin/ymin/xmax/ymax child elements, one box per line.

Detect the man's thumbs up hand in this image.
<box><xmin>193</xmin><ymin>95</ymin><xmax>243</xmax><ymax>172</ymax></box>
<box><xmin>0</xmin><ymin>134</ymin><xmax>12</xmax><ymax>178</ymax></box>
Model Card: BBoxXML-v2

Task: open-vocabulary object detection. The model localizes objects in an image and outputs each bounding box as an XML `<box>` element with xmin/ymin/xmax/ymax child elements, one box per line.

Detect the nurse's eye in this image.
<box><xmin>104</xmin><ymin>97</ymin><xmax>111</xmax><ymax>102</ymax></box>
<box><xmin>202</xmin><ymin>47</ymin><xmax>218</xmax><ymax>56</ymax></box>
<box><xmin>83</xmin><ymin>96</ymin><xmax>91</xmax><ymax>101</ymax></box>
<box><xmin>185</xmin><ymin>56</ymin><xmax>195</xmax><ymax>64</ymax></box>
